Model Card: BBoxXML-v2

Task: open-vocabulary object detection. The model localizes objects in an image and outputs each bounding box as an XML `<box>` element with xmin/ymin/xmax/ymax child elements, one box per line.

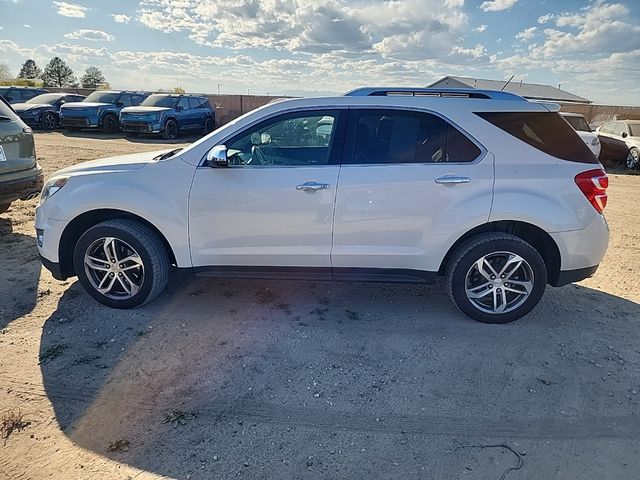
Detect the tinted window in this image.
<box><xmin>119</xmin><ymin>94</ymin><xmax>132</xmax><ymax>107</ymax></box>
<box><xmin>477</xmin><ymin>111</ymin><xmax>597</xmax><ymax>164</ymax></box>
<box><xmin>21</xmin><ymin>90</ymin><xmax>41</xmax><ymax>101</ymax></box>
<box><xmin>613</xmin><ymin>122</ymin><xmax>628</xmax><ymax>137</ymax></box>
<box><xmin>131</xmin><ymin>95</ymin><xmax>145</xmax><ymax>106</ymax></box>
<box><xmin>4</xmin><ymin>89</ymin><xmax>22</xmax><ymax>103</ymax></box>
<box><xmin>188</xmin><ymin>97</ymin><xmax>206</xmax><ymax>109</ymax></box>
<box><xmin>629</xmin><ymin>124</ymin><xmax>640</xmax><ymax>137</ymax></box>
<box><xmin>563</xmin><ymin>115</ymin><xmax>591</xmax><ymax>132</ymax></box>
<box><xmin>225</xmin><ymin>110</ymin><xmax>340</xmax><ymax>167</ymax></box>
<box><xmin>177</xmin><ymin>97</ymin><xmax>189</xmax><ymax>110</ymax></box>
<box><xmin>347</xmin><ymin>109</ymin><xmax>480</xmax><ymax>164</ymax></box>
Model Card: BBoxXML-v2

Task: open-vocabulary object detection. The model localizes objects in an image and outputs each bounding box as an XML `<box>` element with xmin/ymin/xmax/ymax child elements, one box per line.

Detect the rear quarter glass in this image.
<box><xmin>476</xmin><ymin>111</ymin><xmax>599</xmax><ymax>164</ymax></box>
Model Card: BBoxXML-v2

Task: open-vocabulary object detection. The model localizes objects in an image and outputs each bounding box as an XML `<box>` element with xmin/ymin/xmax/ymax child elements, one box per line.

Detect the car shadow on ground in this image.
<box><xmin>53</xmin><ymin>129</ymin><xmax>202</xmax><ymax>145</ymax></box>
<box><xmin>37</xmin><ymin>277</ymin><xmax>640</xmax><ymax>479</ymax></box>
<box><xmin>0</xmin><ymin>216</ymin><xmax>41</xmax><ymax>329</ymax></box>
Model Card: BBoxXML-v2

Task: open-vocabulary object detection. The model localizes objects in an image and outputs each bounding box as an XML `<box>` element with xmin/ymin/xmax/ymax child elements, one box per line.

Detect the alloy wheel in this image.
<box><xmin>627</xmin><ymin>149</ymin><xmax>639</xmax><ymax>170</ymax></box>
<box><xmin>42</xmin><ymin>113</ymin><xmax>57</xmax><ymax>130</ymax></box>
<box><xmin>464</xmin><ymin>251</ymin><xmax>534</xmax><ymax>314</ymax></box>
<box><xmin>83</xmin><ymin>237</ymin><xmax>144</xmax><ymax>299</ymax></box>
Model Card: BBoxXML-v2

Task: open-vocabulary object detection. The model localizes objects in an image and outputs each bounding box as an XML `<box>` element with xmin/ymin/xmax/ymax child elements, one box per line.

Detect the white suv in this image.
<box><xmin>35</xmin><ymin>87</ymin><xmax>610</xmax><ymax>323</ymax></box>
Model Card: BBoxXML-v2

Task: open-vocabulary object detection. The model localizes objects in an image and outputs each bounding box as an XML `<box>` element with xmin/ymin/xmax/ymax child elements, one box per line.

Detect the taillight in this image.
<box><xmin>575</xmin><ymin>169</ymin><xmax>608</xmax><ymax>213</ymax></box>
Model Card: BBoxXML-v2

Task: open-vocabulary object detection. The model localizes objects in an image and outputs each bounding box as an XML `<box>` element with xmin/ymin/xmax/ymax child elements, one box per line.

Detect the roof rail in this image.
<box><xmin>343</xmin><ymin>87</ymin><xmax>527</xmax><ymax>101</ymax></box>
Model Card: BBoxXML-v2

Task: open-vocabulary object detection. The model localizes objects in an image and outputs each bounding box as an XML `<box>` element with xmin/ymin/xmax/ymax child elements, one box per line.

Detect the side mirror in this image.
<box><xmin>207</xmin><ymin>145</ymin><xmax>228</xmax><ymax>167</ymax></box>
<box><xmin>622</xmin><ymin>132</ymin><xmax>628</xmax><ymax>138</ymax></box>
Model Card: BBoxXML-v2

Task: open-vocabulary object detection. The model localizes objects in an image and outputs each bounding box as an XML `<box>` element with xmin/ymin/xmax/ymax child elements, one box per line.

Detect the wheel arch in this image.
<box><xmin>58</xmin><ymin>208</ymin><xmax>177</xmax><ymax>279</ymax></box>
<box><xmin>439</xmin><ymin>220</ymin><xmax>562</xmax><ymax>286</ymax></box>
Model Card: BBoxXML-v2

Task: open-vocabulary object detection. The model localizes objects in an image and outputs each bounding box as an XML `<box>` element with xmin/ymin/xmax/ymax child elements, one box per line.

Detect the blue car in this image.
<box><xmin>12</xmin><ymin>93</ymin><xmax>86</xmax><ymax>130</ymax></box>
<box><xmin>120</xmin><ymin>94</ymin><xmax>215</xmax><ymax>140</ymax></box>
<box><xmin>60</xmin><ymin>91</ymin><xmax>148</xmax><ymax>133</ymax></box>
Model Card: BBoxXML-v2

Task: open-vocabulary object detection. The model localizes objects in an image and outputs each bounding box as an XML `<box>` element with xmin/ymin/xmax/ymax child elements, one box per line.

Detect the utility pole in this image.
<box><xmin>217</xmin><ymin>83</ymin><xmax>221</xmax><ymax>95</ymax></box>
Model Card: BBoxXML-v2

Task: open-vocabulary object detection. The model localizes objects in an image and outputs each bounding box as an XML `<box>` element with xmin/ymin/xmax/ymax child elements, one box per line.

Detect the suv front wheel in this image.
<box><xmin>73</xmin><ymin>219</ymin><xmax>170</xmax><ymax>309</ymax></box>
<box><xmin>446</xmin><ymin>233</ymin><xmax>547</xmax><ymax>324</ymax></box>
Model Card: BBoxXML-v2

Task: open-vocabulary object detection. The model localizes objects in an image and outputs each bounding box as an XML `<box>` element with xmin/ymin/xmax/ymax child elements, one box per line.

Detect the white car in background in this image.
<box><xmin>561</xmin><ymin>112</ymin><xmax>601</xmax><ymax>158</ymax></box>
<box><xmin>36</xmin><ymin>87</ymin><xmax>610</xmax><ymax>324</ymax></box>
<box><xmin>596</xmin><ymin>120</ymin><xmax>640</xmax><ymax>170</ymax></box>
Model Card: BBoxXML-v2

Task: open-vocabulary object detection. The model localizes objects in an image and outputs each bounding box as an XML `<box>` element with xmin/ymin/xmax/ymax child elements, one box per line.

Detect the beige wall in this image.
<box><xmin>559</xmin><ymin>103</ymin><xmax>640</xmax><ymax>126</ymax></box>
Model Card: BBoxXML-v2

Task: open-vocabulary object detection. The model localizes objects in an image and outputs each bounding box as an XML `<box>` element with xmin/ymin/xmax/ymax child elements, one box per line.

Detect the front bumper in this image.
<box><xmin>0</xmin><ymin>165</ymin><xmax>44</xmax><ymax>204</ymax></box>
<box><xmin>121</xmin><ymin>121</ymin><xmax>162</xmax><ymax>133</ymax></box>
<box><xmin>18</xmin><ymin>113</ymin><xmax>42</xmax><ymax>126</ymax></box>
<box><xmin>39</xmin><ymin>254</ymin><xmax>66</xmax><ymax>280</ymax></box>
<box><xmin>61</xmin><ymin>115</ymin><xmax>100</xmax><ymax>128</ymax></box>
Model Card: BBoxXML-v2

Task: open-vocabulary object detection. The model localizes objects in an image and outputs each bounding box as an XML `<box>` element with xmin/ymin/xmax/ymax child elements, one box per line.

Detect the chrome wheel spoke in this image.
<box><xmin>499</xmin><ymin>254</ymin><xmax>524</xmax><ymax>279</ymax></box>
<box><xmin>466</xmin><ymin>282</ymin><xmax>493</xmax><ymax>299</ymax></box>
<box><xmin>85</xmin><ymin>255</ymin><xmax>110</xmax><ymax>271</ymax></box>
<box><xmin>505</xmin><ymin>280</ymin><xmax>532</xmax><ymax>294</ymax></box>
<box><xmin>97</xmin><ymin>274</ymin><xmax>117</xmax><ymax>294</ymax></box>
<box><xmin>120</xmin><ymin>271</ymin><xmax>140</xmax><ymax>295</ymax></box>
<box><xmin>475</xmin><ymin>258</ymin><xmax>498</xmax><ymax>281</ymax></box>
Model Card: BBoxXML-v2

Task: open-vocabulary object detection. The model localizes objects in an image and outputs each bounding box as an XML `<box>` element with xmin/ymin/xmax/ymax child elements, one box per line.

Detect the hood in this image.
<box><xmin>61</xmin><ymin>102</ymin><xmax>110</xmax><ymax>110</ymax></box>
<box><xmin>121</xmin><ymin>106</ymin><xmax>171</xmax><ymax>114</ymax></box>
<box><xmin>54</xmin><ymin>149</ymin><xmax>176</xmax><ymax>176</ymax></box>
<box><xmin>12</xmin><ymin>102</ymin><xmax>50</xmax><ymax>112</ymax></box>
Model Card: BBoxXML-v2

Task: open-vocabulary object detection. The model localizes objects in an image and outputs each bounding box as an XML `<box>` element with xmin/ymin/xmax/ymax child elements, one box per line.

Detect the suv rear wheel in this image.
<box><xmin>446</xmin><ymin>233</ymin><xmax>547</xmax><ymax>324</ymax></box>
<box><xmin>204</xmin><ymin>117</ymin><xmax>215</xmax><ymax>134</ymax></box>
<box><xmin>73</xmin><ymin>219</ymin><xmax>170</xmax><ymax>309</ymax></box>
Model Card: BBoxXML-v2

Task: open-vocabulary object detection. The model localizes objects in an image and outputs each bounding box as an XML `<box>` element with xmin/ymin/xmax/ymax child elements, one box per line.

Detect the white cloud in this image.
<box><xmin>24</xmin><ymin>24</ymin><xmax>32</xmax><ymax>28</ymax></box>
<box><xmin>111</xmin><ymin>14</ymin><xmax>131</xmax><ymax>24</ymax></box>
<box><xmin>64</xmin><ymin>29</ymin><xmax>115</xmax><ymax>42</ymax></box>
<box><xmin>473</xmin><ymin>24</ymin><xmax>488</xmax><ymax>32</ymax></box>
<box><xmin>53</xmin><ymin>1</ymin><xmax>88</xmax><ymax>18</ymax></box>
<box><xmin>479</xmin><ymin>0</ymin><xmax>518</xmax><ymax>12</ymax></box>
<box><xmin>537</xmin><ymin>13</ymin><xmax>553</xmax><ymax>24</ymax></box>
<box><xmin>516</xmin><ymin>26</ymin><xmax>537</xmax><ymax>42</ymax></box>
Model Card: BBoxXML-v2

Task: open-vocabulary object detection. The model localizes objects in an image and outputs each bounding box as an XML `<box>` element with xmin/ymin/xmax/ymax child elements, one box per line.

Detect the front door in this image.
<box><xmin>189</xmin><ymin>109</ymin><xmax>345</xmax><ymax>270</ymax></box>
<box><xmin>332</xmin><ymin>108</ymin><xmax>494</xmax><ymax>277</ymax></box>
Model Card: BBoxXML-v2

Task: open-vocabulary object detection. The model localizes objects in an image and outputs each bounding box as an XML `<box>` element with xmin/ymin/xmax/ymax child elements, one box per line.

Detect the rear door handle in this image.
<box><xmin>296</xmin><ymin>181</ymin><xmax>330</xmax><ymax>191</ymax></box>
<box><xmin>435</xmin><ymin>175</ymin><xmax>471</xmax><ymax>185</ymax></box>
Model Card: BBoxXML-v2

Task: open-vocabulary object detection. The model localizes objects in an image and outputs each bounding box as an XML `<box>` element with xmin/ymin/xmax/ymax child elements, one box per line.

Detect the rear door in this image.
<box><xmin>332</xmin><ymin>108</ymin><xmax>493</xmax><ymax>277</ymax></box>
<box><xmin>0</xmin><ymin>99</ymin><xmax>36</xmax><ymax>175</ymax></box>
<box><xmin>188</xmin><ymin>97</ymin><xmax>208</xmax><ymax>128</ymax></box>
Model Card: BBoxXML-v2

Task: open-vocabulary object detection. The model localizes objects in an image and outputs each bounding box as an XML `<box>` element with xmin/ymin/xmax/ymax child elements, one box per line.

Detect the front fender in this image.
<box><xmin>43</xmin><ymin>158</ymin><xmax>195</xmax><ymax>267</ymax></box>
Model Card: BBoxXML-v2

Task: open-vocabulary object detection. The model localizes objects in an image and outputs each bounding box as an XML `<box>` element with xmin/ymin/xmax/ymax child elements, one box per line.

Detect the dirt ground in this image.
<box><xmin>1</xmin><ymin>131</ymin><xmax>639</xmax><ymax>480</ymax></box>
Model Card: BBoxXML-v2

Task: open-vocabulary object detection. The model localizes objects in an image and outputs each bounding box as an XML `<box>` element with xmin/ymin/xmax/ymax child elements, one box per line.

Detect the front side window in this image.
<box><xmin>613</xmin><ymin>123</ymin><xmax>628</xmax><ymax>137</ymax></box>
<box><xmin>177</xmin><ymin>97</ymin><xmax>189</xmax><ymax>111</ymax></box>
<box><xmin>119</xmin><ymin>94</ymin><xmax>132</xmax><ymax>107</ymax></box>
<box><xmin>225</xmin><ymin>111</ymin><xmax>340</xmax><ymax>167</ymax></box>
<box><xmin>346</xmin><ymin>109</ymin><xmax>481</xmax><ymax>164</ymax></box>
<box><xmin>4</xmin><ymin>89</ymin><xmax>21</xmax><ymax>103</ymax></box>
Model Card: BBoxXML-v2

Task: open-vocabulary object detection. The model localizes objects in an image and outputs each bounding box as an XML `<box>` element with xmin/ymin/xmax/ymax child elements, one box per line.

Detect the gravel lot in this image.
<box><xmin>1</xmin><ymin>131</ymin><xmax>639</xmax><ymax>480</ymax></box>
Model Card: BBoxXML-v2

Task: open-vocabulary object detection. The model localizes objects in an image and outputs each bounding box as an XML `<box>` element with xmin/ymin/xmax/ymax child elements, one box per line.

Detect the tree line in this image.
<box><xmin>0</xmin><ymin>58</ymin><xmax>109</xmax><ymax>89</ymax></box>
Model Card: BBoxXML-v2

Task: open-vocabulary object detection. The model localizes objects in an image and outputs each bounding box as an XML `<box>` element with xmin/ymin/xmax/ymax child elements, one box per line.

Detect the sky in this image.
<box><xmin>0</xmin><ymin>0</ymin><xmax>639</xmax><ymax>104</ymax></box>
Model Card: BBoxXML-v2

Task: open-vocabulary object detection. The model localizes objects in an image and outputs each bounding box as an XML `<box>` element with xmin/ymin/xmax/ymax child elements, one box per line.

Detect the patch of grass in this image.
<box><xmin>163</xmin><ymin>410</ymin><xmax>195</xmax><ymax>428</ymax></box>
<box><xmin>72</xmin><ymin>354</ymin><xmax>101</xmax><ymax>366</ymax></box>
<box><xmin>345</xmin><ymin>309</ymin><xmax>361</xmax><ymax>321</ymax></box>
<box><xmin>1</xmin><ymin>409</ymin><xmax>30</xmax><ymax>442</ymax></box>
<box><xmin>107</xmin><ymin>439</ymin><xmax>130</xmax><ymax>453</ymax></box>
<box><xmin>38</xmin><ymin>344</ymin><xmax>68</xmax><ymax>364</ymax></box>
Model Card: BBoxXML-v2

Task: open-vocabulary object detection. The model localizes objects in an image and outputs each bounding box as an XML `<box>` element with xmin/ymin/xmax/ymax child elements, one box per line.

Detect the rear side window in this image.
<box><xmin>188</xmin><ymin>97</ymin><xmax>207</xmax><ymax>109</ymax></box>
<box><xmin>345</xmin><ymin>109</ymin><xmax>481</xmax><ymax>164</ymax></box>
<box><xmin>0</xmin><ymin>97</ymin><xmax>18</xmax><ymax>120</ymax></box>
<box><xmin>477</xmin><ymin>112</ymin><xmax>597</xmax><ymax>164</ymax></box>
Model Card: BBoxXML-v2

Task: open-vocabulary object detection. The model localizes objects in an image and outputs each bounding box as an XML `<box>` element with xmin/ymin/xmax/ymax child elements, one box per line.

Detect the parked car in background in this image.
<box><xmin>60</xmin><ymin>91</ymin><xmax>148</xmax><ymax>133</ymax></box>
<box><xmin>120</xmin><ymin>94</ymin><xmax>215</xmax><ymax>140</ymax></box>
<box><xmin>0</xmin><ymin>97</ymin><xmax>42</xmax><ymax>214</ymax></box>
<box><xmin>0</xmin><ymin>86</ymin><xmax>49</xmax><ymax>104</ymax></box>
<box><xmin>561</xmin><ymin>112</ymin><xmax>601</xmax><ymax>158</ymax></box>
<box><xmin>596</xmin><ymin>120</ymin><xmax>640</xmax><ymax>169</ymax></box>
<box><xmin>12</xmin><ymin>93</ymin><xmax>86</xmax><ymax>130</ymax></box>
<box><xmin>36</xmin><ymin>87</ymin><xmax>609</xmax><ymax>324</ymax></box>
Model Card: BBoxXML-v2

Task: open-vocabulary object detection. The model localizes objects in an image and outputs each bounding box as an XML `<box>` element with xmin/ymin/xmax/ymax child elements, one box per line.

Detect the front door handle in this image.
<box><xmin>435</xmin><ymin>175</ymin><xmax>471</xmax><ymax>185</ymax></box>
<box><xmin>296</xmin><ymin>182</ymin><xmax>330</xmax><ymax>191</ymax></box>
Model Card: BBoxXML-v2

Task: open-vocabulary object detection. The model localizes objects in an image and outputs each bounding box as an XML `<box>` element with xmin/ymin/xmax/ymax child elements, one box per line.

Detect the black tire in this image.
<box><xmin>627</xmin><ymin>147</ymin><xmax>640</xmax><ymax>170</ymax></box>
<box><xmin>73</xmin><ymin>219</ymin><xmax>170</xmax><ymax>309</ymax></box>
<box><xmin>204</xmin><ymin>116</ymin><xmax>215</xmax><ymax>134</ymax></box>
<box><xmin>101</xmin><ymin>114</ymin><xmax>120</xmax><ymax>133</ymax></box>
<box><xmin>163</xmin><ymin>119</ymin><xmax>178</xmax><ymax>140</ymax></box>
<box><xmin>446</xmin><ymin>233</ymin><xmax>547</xmax><ymax>324</ymax></box>
<box><xmin>0</xmin><ymin>203</ymin><xmax>10</xmax><ymax>214</ymax></box>
<box><xmin>41</xmin><ymin>112</ymin><xmax>58</xmax><ymax>130</ymax></box>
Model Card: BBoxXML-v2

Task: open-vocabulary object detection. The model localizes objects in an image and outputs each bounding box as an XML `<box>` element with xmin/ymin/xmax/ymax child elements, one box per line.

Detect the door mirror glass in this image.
<box><xmin>622</xmin><ymin>131</ymin><xmax>628</xmax><ymax>138</ymax></box>
<box><xmin>207</xmin><ymin>145</ymin><xmax>228</xmax><ymax>167</ymax></box>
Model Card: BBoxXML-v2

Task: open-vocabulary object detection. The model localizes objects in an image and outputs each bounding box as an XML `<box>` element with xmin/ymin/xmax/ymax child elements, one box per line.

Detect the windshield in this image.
<box><xmin>563</xmin><ymin>115</ymin><xmax>591</xmax><ymax>132</ymax></box>
<box><xmin>141</xmin><ymin>95</ymin><xmax>178</xmax><ymax>108</ymax></box>
<box><xmin>26</xmin><ymin>93</ymin><xmax>64</xmax><ymax>105</ymax></box>
<box><xmin>84</xmin><ymin>92</ymin><xmax>120</xmax><ymax>104</ymax></box>
<box><xmin>629</xmin><ymin>124</ymin><xmax>640</xmax><ymax>137</ymax></box>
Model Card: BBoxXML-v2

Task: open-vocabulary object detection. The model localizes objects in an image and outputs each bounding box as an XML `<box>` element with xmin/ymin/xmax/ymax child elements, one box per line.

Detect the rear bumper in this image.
<box><xmin>552</xmin><ymin>265</ymin><xmax>599</xmax><ymax>287</ymax></box>
<box><xmin>0</xmin><ymin>165</ymin><xmax>44</xmax><ymax>204</ymax></box>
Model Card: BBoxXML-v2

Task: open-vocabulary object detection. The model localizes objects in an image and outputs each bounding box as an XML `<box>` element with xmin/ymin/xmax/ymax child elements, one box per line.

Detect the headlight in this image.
<box><xmin>40</xmin><ymin>176</ymin><xmax>69</xmax><ymax>203</ymax></box>
<box><xmin>152</xmin><ymin>113</ymin><xmax>160</xmax><ymax>122</ymax></box>
<box><xmin>591</xmin><ymin>137</ymin><xmax>600</xmax><ymax>146</ymax></box>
